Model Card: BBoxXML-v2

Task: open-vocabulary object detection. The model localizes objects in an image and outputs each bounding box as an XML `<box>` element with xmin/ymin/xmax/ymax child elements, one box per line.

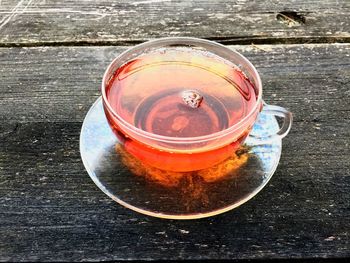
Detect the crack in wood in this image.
<box><xmin>0</xmin><ymin>36</ymin><xmax>349</xmax><ymax>48</ymax></box>
<box><xmin>276</xmin><ymin>11</ymin><xmax>307</xmax><ymax>26</ymax></box>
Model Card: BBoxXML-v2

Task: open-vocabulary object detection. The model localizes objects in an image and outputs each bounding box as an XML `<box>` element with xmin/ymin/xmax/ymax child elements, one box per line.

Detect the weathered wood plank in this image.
<box><xmin>0</xmin><ymin>0</ymin><xmax>349</xmax><ymax>45</ymax></box>
<box><xmin>0</xmin><ymin>44</ymin><xmax>349</xmax><ymax>261</ymax></box>
<box><xmin>0</xmin><ymin>123</ymin><xmax>349</xmax><ymax>261</ymax></box>
<box><xmin>0</xmin><ymin>44</ymin><xmax>349</xmax><ymax>123</ymax></box>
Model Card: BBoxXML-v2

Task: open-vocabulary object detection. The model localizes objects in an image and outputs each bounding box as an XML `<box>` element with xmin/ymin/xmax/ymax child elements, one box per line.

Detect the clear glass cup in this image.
<box><xmin>101</xmin><ymin>37</ymin><xmax>292</xmax><ymax>172</ymax></box>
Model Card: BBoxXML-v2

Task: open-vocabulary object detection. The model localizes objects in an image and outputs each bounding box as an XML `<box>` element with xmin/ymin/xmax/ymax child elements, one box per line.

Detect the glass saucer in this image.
<box><xmin>80</xmin><ymin>97</ymin><xmax>282</xmax><ymax>219</ymax></box>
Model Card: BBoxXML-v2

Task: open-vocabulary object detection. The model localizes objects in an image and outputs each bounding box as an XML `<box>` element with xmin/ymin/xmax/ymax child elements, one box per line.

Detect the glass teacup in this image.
<box><xmin>101</xmin><ymin>37</ymin><xmax>292</xmax><ymax>172</ymax></box>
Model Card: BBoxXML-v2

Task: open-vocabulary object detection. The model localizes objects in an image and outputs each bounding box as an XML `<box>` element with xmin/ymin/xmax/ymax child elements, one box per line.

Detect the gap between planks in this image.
<box><xmin>0</xmin><ymin>36</ymin><xmax>349</xmax><ymax>48</ymax></box>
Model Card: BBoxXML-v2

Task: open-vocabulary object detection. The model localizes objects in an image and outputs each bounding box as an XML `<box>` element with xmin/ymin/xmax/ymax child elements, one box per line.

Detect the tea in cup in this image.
<box><xmin>102</xmin><ymin>38</ymin><xmax>292</xmax><ymax>172</ymax></box>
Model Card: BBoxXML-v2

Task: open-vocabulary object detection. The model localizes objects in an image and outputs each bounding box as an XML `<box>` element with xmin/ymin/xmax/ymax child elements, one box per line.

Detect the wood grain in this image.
<box><xmin>0</xmin><ymin>44</ymin><xmax>349</xmax><ymax>261</ymax></box>
<box><xmin>0</xmin><ymin>0</ymin><xmax>349</xmax><ymax>46</ymax></box>
<box><xmin>1</xmin><ymin>44</ymin><xmax>349</xmax><ymax>123</ymax></box>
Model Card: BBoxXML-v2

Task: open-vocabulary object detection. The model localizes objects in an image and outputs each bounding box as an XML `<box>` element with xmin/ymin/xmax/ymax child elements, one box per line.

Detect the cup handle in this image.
<box><xmin>248</xmin><ymin>104</ymin><xmax>293</xmax><ymax>144</ymax></box>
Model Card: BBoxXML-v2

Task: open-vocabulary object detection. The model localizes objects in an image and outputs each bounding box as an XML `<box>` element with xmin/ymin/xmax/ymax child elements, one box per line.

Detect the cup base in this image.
<box><xmin>80</xmin><ymin>97</ymin><xmax>282</xmax><ymax>219</ymax></box>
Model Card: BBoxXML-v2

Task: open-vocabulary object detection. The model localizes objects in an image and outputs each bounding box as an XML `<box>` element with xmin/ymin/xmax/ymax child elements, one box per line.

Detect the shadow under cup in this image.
<box><xmin>101</xmin><ymin>38</ymin><xmax>265</xmax><ymax>172</ymax></box>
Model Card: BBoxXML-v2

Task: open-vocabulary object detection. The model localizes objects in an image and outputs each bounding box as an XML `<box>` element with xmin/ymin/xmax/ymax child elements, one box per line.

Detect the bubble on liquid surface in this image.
<box><xmin>181</xmin><ymin>90</ymin><xmax>203</xmax><ymax>109</ymax></box>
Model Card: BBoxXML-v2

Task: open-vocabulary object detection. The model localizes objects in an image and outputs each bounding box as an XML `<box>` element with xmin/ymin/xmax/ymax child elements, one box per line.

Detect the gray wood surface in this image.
<box><xmin>1</xmin><ymin>44</ymin><xmax>349</xmax><ymax>261</ymax></box>
<box><xmin>0</xmin><ymin>0</ymin><xmax>349</xmax><ymax>46</ymax></box>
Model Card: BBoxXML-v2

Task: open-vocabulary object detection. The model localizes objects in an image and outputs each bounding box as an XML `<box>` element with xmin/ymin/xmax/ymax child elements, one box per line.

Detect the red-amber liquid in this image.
<box><xmin>105</xmin><ymin>47</ymin><xmax>258</xmax><ymax>171</ymax></box>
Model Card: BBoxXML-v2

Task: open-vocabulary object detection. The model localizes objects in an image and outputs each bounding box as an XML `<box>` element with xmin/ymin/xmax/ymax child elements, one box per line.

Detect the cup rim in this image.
<box><xmin>101</xmin><ymin>37</ymin><xmax>263</xmax><ymax>143</ymax></box>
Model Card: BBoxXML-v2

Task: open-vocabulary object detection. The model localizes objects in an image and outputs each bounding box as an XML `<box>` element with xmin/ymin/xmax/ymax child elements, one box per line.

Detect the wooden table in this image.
<box><xmin>1</xmin><ymin>0</ymin><xmax>349</xmax><ymax>261</ymax></box>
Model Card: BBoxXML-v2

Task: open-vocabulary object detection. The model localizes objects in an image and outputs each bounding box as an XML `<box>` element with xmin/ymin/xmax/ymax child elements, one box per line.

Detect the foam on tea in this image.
<box><xmin>106</xmin><ymin>47</ymin><xmax>258</xmax><ymax>138</ymax></box>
